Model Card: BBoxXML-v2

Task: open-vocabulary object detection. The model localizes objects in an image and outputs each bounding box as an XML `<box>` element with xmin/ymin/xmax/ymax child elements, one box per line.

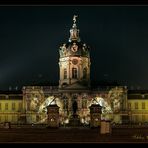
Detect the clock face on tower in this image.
<box><xmin>71</xmin><ymin>43</ymin><xmax>78</xmax><ymax>52</ymax></box>
<box><xmin>72</xmin><ymin>59</ymin><xmax>78</xmax><ymax>65</ymax></box>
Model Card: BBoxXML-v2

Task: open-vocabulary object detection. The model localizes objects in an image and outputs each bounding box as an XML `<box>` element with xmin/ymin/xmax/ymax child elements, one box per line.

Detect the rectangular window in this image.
<box><xmin>12</xmin><ymin>103</ymin><xmax>15</xmax><ymax>111</ymax></box>
<box><xmin>5</xmin><ymin>103</ymin><xmax>8</xmax><ymax>110</ymax></box>
<box><xmin>142</xmin><ymin>102</ymin><xmax>145</xmax><ymax>109</ymax></box>
<box><xmin>18</xmin><ymin>102</ymin><xmax>22</xmax><ymax>111</ymax></box>
<box><xmin>64</xmin><ymin>68</ymin><xmax>67</xmax><ymax>79</ymax></box>
<box><xmin>72</xmin><ymin>68</ymin><xmax>77</xmax><ymax>79</ymax></box>
<box><xmin>128</xmin><ymin>103</ymin><xmax>131</xmax><ymax>110</ymax></box>
<box><xmin>135</xmin><ymin>102</ymin><xmax>138</xmax><ymax>109</ymax></box>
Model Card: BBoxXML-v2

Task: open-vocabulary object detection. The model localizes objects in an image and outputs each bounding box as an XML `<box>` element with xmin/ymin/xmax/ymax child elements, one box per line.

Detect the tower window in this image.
<box><xmin>72</xmin><ymin>68</ymin><xmax>77</xmax><ymax>79</ymax></box>
<box><xmin>83</xmin><ymin>68</ymin><xmax>87</xmax><ymax>79</ymax></box>
<box><xmin>64</xmin><ymin>68</ymin><xmax>67</xmax><ymax>79</ymax></box>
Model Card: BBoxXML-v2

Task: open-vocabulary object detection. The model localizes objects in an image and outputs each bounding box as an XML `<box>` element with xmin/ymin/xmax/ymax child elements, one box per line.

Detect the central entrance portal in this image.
<box><xmin>69</xmin><ymin>96</ymin><xmax>81</xmax><ymax>127</ymax></box>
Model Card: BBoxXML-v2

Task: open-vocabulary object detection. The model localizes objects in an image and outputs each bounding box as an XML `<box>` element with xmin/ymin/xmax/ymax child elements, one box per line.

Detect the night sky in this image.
<box><xmin>0</xmin><ymin>6</ymin><xmax>148</xmax><ymax>90</ymax></box>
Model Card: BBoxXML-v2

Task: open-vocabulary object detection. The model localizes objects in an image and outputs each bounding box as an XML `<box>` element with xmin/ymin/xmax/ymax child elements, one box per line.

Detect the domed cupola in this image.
<box><xmin>59</xmin><ymin>15</ymin><xmax>91</xmax><ymax>89</ymax></box>
<box><xmin>59</xmin><ymin>42</ymin><xmax>90</xmax><ymax>58</ymax></box>
<box><xmin>59</xmin><ymin>15</ymin><xmax>90</xmax><ymax>58</ymax></box>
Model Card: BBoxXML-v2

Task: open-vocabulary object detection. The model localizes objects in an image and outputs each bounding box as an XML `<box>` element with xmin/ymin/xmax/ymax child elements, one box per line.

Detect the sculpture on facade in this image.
<box><xmin>108</xmin><ymin>87</ymin><xmax>124</xmax><ymax>113</ymax></box>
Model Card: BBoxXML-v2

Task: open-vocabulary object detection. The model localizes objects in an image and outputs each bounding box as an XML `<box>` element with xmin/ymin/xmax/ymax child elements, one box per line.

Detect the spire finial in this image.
<box><xmin>69</xmin><ymin>15</ymin><xmax>80</xmax><ymax>42</ymax></box>
<box><xmin>73</xmin><ymin>15</ymin><xmax>78</xmax><ymax>24</ymax></box>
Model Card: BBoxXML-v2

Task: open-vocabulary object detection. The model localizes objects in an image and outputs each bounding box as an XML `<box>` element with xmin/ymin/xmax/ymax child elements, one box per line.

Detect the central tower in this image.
<box><xmin>59</xmin><ymin>15</ymin><xmax>91</xmax><ymax>89</ymax></box>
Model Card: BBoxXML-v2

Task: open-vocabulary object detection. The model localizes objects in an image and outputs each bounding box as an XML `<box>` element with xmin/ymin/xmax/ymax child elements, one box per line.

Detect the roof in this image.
<box><xmin>128</xmin><ymin>90</ymin><xmax>148</xmax><ymax>94</ymax></box>
<box><xmin>128</xmin><ymin>90</ymin><xmax>148</xmax><ymax>99</ymax></box>
<box><xmin>0</xmin><ymin>95</ymin><xmax>23</xmax><ymax>100</ymax></box>
<box><xmin>0</xmin><ymin>90</ymin><xmax>23</xmax><ymax>100</ymax></box>
<box><xmin>0</xmin><ymin>90</ymin><xmax>22</xmax><ymax>95</ymax></box>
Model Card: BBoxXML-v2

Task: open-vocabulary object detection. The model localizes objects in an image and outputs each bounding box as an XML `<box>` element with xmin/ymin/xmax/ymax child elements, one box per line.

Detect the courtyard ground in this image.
<box><xmin>0</xmin><ymin>126</ymin><xmax>148</xmax><ymax>143</ymax></box>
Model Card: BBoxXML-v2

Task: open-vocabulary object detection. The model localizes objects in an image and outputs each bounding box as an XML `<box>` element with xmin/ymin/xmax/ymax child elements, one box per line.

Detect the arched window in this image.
<box><xmin>72</xmin><ymin>68</ymin><xmax>77</xmax><ymax>78</ymax></box>
<box><xmin>83</xmin><ymin>67</ymin><xmax>87</xmax><ymax>79</ymax></box>
<box><xmin>64</xmin><ymin>68</ymin><xmax>67</xmax><ymax>79</ymax></box>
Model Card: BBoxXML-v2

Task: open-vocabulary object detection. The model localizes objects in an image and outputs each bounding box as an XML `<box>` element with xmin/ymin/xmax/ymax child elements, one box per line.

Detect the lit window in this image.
<box><xmin>64</xmin><ymin>68</ymin><xmax>67</xmax><ymax>79</ymax></box>
<box><xmin>128</xmin><ymin>103</ymin><xmax>131</xmax><ymax>110</ymax></box>
<box><xmin>12</xmin><ymin>103</ymin><xmax>15</xmax><ymax>110</ymax></box>
<box><xmin>135</xmin><ymin>102</ymin><xmax>138</xmax><ymax>109</ymax></box>
<box><xmin>72</xmin><ymin>68</ymin><xmax>77</xmax><ymax>78</ymax></box>
<box><xmin>18</xmin><ymin>103</ymin><xmax>22</xmax><ymax>111</ymax></box>
<box><xmin>5</xmin><ymin>103</ymin><xmax>8</xmax><ymax>110</ymax></box>
<box><xmin>142</xmin><ymin>102</ymin><xmax>145</xmax><ymax>109</ymax></box>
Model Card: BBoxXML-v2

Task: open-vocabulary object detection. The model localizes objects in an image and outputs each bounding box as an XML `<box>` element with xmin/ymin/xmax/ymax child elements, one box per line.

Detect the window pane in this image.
<box><xmin>5</xmin><ymin>103</ymin><xmax>8</xmax><ymax>110</ymax></box>
<box><xmin>142</xmin><ymin>102</ymin><xmax>145</xmax><ymax>109</ymax></box>
<box><xmin>12</xmin><ymin>103</ymin><xmax>15</xmax><ymax>110</ymax></box>
<box><xmin>135</xmin><ymin>102</ymin><xmax>138</xmax><ymax>109</ymax></box>
<box><xmin>72</xmin><ymin>68</ymin><xmax>77</xmax><ymax>78</ymax></box>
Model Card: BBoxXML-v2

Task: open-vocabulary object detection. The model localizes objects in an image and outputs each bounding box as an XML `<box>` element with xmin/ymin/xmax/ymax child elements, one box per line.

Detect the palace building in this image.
<box><xmin>0</xmin><ymin>16</ymin><xmax>148</xmax><ymax>126</ymax></box>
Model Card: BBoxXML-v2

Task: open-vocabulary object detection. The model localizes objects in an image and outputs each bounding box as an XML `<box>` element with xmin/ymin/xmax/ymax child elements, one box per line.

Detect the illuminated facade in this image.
<box><xmin>0</xmin><ymin>91</ymin><xmax>23</xmax><ymax>124</ymax></box>
<box><xmin>127</xmin><ymin>90</ymin><xmax>148</xmax><ymax>124</ymax></box>
<box><xmin>0</xmin><ymin>16</ymin><xmax>148</xmax><ymax>126</ymax></box>
<box><xmin>59</xmin><ymin>15</ymin><xmax>90</xmax><ymax>89</ymax></box>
